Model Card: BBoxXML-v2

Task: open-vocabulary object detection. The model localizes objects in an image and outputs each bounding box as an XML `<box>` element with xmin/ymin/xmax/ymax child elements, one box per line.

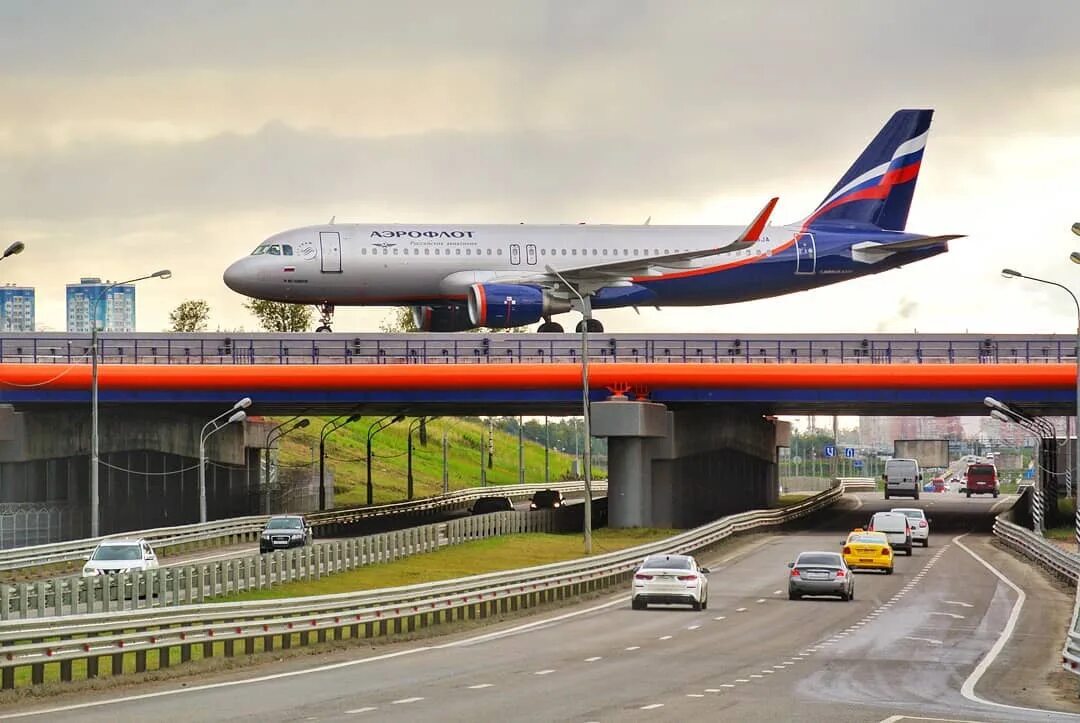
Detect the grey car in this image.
<box><xmin>787</xmin><ymin>551</ymin><xmax>855</xmax><ymax>601</ymax></box>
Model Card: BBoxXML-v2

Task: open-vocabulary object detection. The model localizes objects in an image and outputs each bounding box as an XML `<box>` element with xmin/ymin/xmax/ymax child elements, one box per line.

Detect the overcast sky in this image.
<box><xmin>2</xmin><ymin>1</ymin><xmax>1079</xmax><ymax>336</ymax></box>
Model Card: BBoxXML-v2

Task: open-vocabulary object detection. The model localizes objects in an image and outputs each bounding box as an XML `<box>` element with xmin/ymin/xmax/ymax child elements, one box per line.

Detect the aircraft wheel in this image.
<box><xmin>315</xmin><ymin>325</ymin><xmax>332</xmax><ymax>333</ymax></box>
<box><xmin>537</xmin><ymin>321</ymin><xmax>564</xmax><ymax>333</ymax></box>
<box><xmin>575</xmin><ymin>318</ymin><xmax>604</xmax><ymax>333</ymax></box>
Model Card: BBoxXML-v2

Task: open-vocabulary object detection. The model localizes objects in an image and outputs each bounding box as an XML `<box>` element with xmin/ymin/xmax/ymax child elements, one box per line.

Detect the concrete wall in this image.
<box><xmin>593</xmin><ymin>400</ymin><xmax>781</xmax><ymax>529</ymax></box>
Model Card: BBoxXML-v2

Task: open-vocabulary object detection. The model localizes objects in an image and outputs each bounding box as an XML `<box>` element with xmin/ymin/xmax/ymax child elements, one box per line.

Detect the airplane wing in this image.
<box><xmin>496</xmin><ymin>198</ymin><xmax>779</xmax><ymax>294</ymax></box>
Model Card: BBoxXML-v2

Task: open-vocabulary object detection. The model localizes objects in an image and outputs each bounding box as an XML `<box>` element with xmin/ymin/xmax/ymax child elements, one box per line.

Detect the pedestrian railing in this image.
<box><xmin>0</xmin><ymin>481</ymin><xmax>846</xmax><ymax>689</ymax></box>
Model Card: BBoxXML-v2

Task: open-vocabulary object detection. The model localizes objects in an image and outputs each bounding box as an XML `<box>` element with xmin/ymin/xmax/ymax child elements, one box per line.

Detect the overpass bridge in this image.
<box><xmin>0</xmin><ymin>332</ymin><xmax>1072</xmax><ymax>539</ymax></box>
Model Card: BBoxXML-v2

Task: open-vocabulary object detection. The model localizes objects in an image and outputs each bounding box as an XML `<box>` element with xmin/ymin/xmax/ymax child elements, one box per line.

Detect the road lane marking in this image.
<box><xmin>761</xmin><ymin>670</ymin><xmax>774</xmax><ymax>674</ymax></box>
<box><xmin>755</xmin><ymin>599</ymin><xmax>766</xmax><ymax>603</ymax></box>
<box><xmin>585</xmin><ymin>656</ymin><xmax>602</xmax><ymax>662</ymax></box>
<box><xmin>705</xmin><ymin>688</ymin><xmax>722</xmax><ymax>692</ymax></box>
<box><xmin>535</xmin><ymin>669</ymin><xmax>555</xmax><ymax>675</ymax></box>
<box><xmin>345</xmin><ymin>708</ymin><xmax>378</xmax><ymax>714</ymax></box>
<box><xmin>687</xmin><ymin>625</ymin><xmax>700</xmax><ymax>630</ymax></box>
<box><xmin>720</xmin><ymin>684</ymin><xmax>735</xmax><ymax>688</ymax></box>
<box><xmin>626</xmin><ymin>646</ymin><xmax>640</xmax><ymax>651</ymax></box>
<box><xmin>954</xmin><ymin>534</ymin><xmax>1080</xmax><ymax>719</ymax></box>
<box><xmin>749</xmin><ymin>674</ymin><xmax>763</xmax><ymax>678</ymax></box>
<box><xmin>686</xmin><ymin>694</ymin><xmax>705</xmax><ymax>698</ymax></box>
<box><xmin>660</xmin><ymin>635</ymin><xmax>673</xmax><ymax>640</ymax></box>
<box><xmin>735</xmin><ymin>679</ymin><xmax>750</xmax><ymax>683</ymax></box>
<box><xmin>736</xmin><ymin>607</ymin><xmax>747</xmax><ymax>612</ymax></box>
<box><xmin>640</xmin><ymin>704</ymin><xmax>664</xmax><ymax>710</ymax></box>
<box><xmin>391</xmin><ymin>697</ymin><xmax>423</xmax><ymax>705</ymax></box>
<box><xmin>928</xmin><ymin>612</ymin><xmax>965</xmax><ymax>619</ymax></box>
<box><xmin>468</xmin><ymin>683</ymin><xmax>494</xmax><ymax>689</ymax></box>
<box><xmin>903</xmin><ymin>636</ymin><xmax>942</xmax><ymax>645</ymax></box>
<box><xmin>943</xmin><ymin>600</ymin><xmax>974</xmax><ymax>608</ymax></box>
<box><xmin>773</xmin><ymin>589</ymin><xmax>783</xmax><ymax>594</ymax></box>
<box><xmin>713</xmin><ymin>616</ymin><xmax>726</xmax><ymax>621</ymax></box>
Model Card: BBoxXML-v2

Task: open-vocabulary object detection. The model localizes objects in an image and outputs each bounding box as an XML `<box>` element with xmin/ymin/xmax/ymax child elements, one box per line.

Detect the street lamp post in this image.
<box><xmin>89</xmin><ymin>269</ymin><xmax>171</xmax><ymax>536</ymax></box>
<box><xmin>407</xmin><ymin>416</ymin><xmax>439</xmax><ymax>500</ymax></box>
<box><xmin>264</xmin><ymin>417</ymin><xmax>310</xmax><ymax>514</ymax></box>
<box><xmin>199</xmin><ymin>397</ymin><xmax>251</xmax><ymax>523</ymax></box>
<box><xmin>319</xmin><ymin>413</ymin><xmax>361</xmax><ymax>511</ymax></box>
<box><xmin>0</xmin><ymin>241</ymin><xmax>25</xmax><ymax>262</ymax></box>
<box><xmin>1003</xmin><ymin>265</ymin><xmax>1080</xmax><ymax>544</ymax></box>
<box><xmin>367</xmin><ymin>414</ymin><xmax>405</xmax><ymax>506</ymax></box>
<box><xmin>544</xmin><ymin>265</ymin><xmax>592</xmax><ymax>554</ymax></box>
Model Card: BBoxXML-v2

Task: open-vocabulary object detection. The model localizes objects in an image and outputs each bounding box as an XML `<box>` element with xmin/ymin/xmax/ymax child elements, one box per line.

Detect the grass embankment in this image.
<box><xmin>222</xmin><ymin>528</ymin><xmax>678</xmax><ymax>603</ymax></box>
<box><xmin>1046</xmin><ymin>497</ymin><xmax>1077</xmax><ymax>541</ymax></box>
<box><xmin>271</xmin><ymin>417</ymin><xmax>600</xmax><ymax>507</ymax></box>
<box><xmin>775</xmin><ymin>492</ymin><xmax>816</xmax><ymax>507</ymax></box>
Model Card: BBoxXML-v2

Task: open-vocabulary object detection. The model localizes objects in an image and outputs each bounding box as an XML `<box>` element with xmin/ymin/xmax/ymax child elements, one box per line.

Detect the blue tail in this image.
<box><xmin>805</xmin><ymin>109</ymin><xmax>933</xmax><ymax>231</ymax></box>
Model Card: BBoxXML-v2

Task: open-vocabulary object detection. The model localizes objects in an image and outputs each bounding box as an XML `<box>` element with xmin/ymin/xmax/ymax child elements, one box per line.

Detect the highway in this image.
<box><xmin>5</xmin><ymin>492</ymin><xmax>1078</xmax><ymax>722</ymax></box>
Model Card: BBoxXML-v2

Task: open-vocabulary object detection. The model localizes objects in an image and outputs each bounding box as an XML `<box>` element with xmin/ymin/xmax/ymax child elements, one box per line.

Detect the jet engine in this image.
<box><xmin>411</xmin><ymin>303</ymin><xmax>476</xmax><ymax>332</ymax></box>
<box><xmin>467</xmin><ymin>284</ymin><xmax>570</xmax><ymax>329</ymax></box>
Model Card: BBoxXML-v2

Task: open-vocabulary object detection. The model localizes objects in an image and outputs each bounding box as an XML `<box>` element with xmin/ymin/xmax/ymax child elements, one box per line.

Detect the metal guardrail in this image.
<box><xmin>0</xmin><ymin>331</ymin><xmax>1075</xmax><ymax>365</ymax></box>
<box><xmin>0</xmin><ymin>482</ymin><xmax>844</xmax><ymax>688</ymax></box>
<box><xmin>987</xmin><ymin>488</ymin><xmax>1080</xmax><ymax>677</ymax></box>
<box><xmin>0</xmin><ymin>481</ymin><xmax>605</xmax><ymax>573</ymax></box>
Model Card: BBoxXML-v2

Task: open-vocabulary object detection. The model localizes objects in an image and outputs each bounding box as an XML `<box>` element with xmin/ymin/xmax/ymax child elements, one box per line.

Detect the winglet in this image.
<box><xmin>712</xmin><ymin>197</ymin><xmax>779</xmax><ymax>255</ymax></box>
<box><xmin>735</xmin><ymin>197</ymin><xmax>779</xmax><ymax>244</ymax></box>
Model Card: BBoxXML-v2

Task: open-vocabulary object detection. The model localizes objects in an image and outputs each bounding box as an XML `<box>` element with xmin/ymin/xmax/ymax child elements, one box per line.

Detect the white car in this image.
<box><xmin>631</xmin><ymin>553</ymin><xmax>709</xmax><ymax>610</ymax></box>
<box><xmin>891</xmin><ymin>507</ymin><xmax>930</xmax><ymax>547</ymax></box>
<box><xmin>82</xmin><ymin>538</ymin><xmax>160</xmax><ymax>577</ymax></box>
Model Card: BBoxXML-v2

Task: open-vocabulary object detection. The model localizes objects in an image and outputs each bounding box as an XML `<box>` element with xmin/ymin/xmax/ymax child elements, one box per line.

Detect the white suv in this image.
<box><xmin>891</xmin><ymin>507</ymin><xmax>930</xmax><ymax>547</ymax></box>
<box><xmin>82</xmin><ymin>538</ymin><xmax>160</xmax><ymax>576</ymax></box>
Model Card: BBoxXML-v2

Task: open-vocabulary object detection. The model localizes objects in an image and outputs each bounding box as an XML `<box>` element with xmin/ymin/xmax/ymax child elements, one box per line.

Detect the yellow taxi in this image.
<box><xmin>842</xmin><ymin>529</ymin><xmax>894</xmax><ymax>574</ymax></box>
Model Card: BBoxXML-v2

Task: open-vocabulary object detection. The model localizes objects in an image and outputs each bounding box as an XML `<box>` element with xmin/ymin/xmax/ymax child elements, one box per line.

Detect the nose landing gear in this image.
<box><xmin>315</xmin><ymin>302</ymin><xmax>335</xmax><ymax>333</ymax></box>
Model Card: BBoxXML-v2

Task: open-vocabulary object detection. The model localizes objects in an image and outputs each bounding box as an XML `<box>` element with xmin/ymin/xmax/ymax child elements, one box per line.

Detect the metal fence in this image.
<box><xmin>0</xmin><ymin>332</ymin><xmax>1076</xmax><ymax>365</ymax></box>
<box><xmin>0</xmin><ymin>505</ymin><xmax>83</xmax><ymax>550</ymax></box>
<box><xmin>0</xmin><ymin>482</ymin><xmax>842</xmax><ymax>689</ymax></box>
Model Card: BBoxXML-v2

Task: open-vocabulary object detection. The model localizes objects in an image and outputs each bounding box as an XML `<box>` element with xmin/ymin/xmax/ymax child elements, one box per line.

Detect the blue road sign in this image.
<box><xmin>844</xmin><ymin>447</ymin><xmax>856</xmax><ymax>458</ymax></box>
<box><xmin>853</xmin><ymin>459</ymin><xmax>864</xmax><ymax>469</ymax></box>
<box><xmin>823</xmin><ymin>445</ymin><xmax>836</xmax><ymax>458</ymax></box>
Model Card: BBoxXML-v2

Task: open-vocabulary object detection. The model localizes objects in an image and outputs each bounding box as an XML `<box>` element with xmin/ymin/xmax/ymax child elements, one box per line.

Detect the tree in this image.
<box><xmin>243</xmin><ymin>300</ymin><xmax>313</xmax><ymax>332</ymax></box>
<box><xmin>168</xmin><ymin>299</ymin><xmax>211</xmax><ymax>332</ymax></box>
<box><xmin>379</xmin><ymin>307</ymin><xmax>417</xmax><ymax>333</ymax></box>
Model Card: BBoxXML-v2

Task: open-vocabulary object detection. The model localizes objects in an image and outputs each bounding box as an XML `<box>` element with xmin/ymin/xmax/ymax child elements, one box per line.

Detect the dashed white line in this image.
<box><xmin>903</xmin><ymin>636</ymin><xmax>942</xmax><ymax>645</ymax></box>
<box><xmin>659</xmin><ymin>635</ymin><xmax>673</xmax><ymax>640</ymax></box>
<box><xmin>391</xmin><ymin>697</ymin><xmax>423</xmax><ymax>705</ymax></box>
<box><xmin>773</xmin><ymin>589</ymin><xmax>783</xmax><ymax>594</ymax></box>
<box><xmin>584</xmin><ymin>656</ymin><xmax>602</xmax><ymax>662</ymax></box>
<box><xmin>640</xmin><ymin>703</ymin><xmax>664</xmax><ymax>710</ymax></box>
<box><xmin>535</xmin><ymin>669</ymin><xmax>556</xmax><ymax>675</ymax></box>
<box><xmin>928</xmin><ymin>612</ymin><xmax>965</xmax><ymax>619</ymax></box>
<box><xmin>625</xmin><ymin>646</ymin><xmax>640</xmax><ymax>651</ymax></box>
<box><xmin>944</xmin><ymin>600</ymin><xmax>974</xmax><ymax>608</ymax></box>
<box><xmin>761</xmin><ymin>670</ymin><xmax>775</xmax><ymax>674</ymax></box>
<box><xmin>720</xmin><ymin>684</ymin><xmax>736</xmax><ymax>688</ymax></box>
<box><xmin>345</xmin><ymin>708</ymin><xmax>377</xmax><ymax>715</ymax></box>
<box><xmin>714</xmin><ymin>616</ymin><xmax>727</xmax><ymax>621</ymax></box>
<box><xmin>736</xmin><ymin>607</ymin><xmax>748</xmax><ymax>612</ymax></box>
<box><xmin>749</xmin><ymin>674</ymin><xmax>763</xmax><ymax>678</ymax></box>
<box><xmin>686</xmin><ymin>694</ymin><xmax>705</xmax><ymax>698</ymax></box>
<box><xmin>705</xmin><ymin>688</ymin><xmax>722</xmax><ymax>692</ymax></box>
<box><xmin>687</xmin><ymin>625</ymin><xmax>700</xmax><ymax>630</ymax></box>
<box><xmin>468</xmin><ymin>683</ymin><xmax>494</xmax><ymax>689</ymax></box>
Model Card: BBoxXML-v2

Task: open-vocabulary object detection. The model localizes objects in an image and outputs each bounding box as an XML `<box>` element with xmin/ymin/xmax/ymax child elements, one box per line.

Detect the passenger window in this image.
<box><xmin>282</xmin><ymin>245</ymin><xmax>294</xmax><ymax>256</ymax></box>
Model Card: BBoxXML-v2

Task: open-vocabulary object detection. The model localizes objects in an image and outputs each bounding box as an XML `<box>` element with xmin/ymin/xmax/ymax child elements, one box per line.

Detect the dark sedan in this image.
<box><xmin>259</xmin><ymin>515</ymin><xmax>313</xmax><ymax>553</ymax></box>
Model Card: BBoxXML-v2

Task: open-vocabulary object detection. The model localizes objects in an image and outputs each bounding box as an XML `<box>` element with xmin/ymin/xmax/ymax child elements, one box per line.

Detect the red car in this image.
<box><xmin>931</xmin><ymin>477</ymin><xmax>947</xmax><ymax>493</ymax></box>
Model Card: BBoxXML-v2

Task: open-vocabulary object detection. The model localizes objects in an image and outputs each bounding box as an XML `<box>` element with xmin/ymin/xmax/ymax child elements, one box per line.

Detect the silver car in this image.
<box><xmin>787</xmin><ymin>551</ymin><xmax>855</xmax><ymax>601</ymax></box>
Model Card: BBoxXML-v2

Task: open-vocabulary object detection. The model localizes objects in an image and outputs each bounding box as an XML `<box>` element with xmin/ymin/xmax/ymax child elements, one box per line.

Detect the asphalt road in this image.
<box><xmin>7</xmin><ymin>492</ymin><xmax>1079</xmax><ymax>722</ymax></box>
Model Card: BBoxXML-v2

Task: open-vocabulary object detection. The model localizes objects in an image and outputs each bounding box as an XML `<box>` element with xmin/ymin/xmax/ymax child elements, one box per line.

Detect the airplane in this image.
<box><xmin>223</xmin><ymin>109</ymin><xmax>961</xmax><ymax>333</ymax></box>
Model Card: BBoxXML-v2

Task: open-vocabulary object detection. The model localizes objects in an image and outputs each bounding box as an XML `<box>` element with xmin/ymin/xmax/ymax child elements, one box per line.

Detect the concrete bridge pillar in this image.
<box><xmin>592</xmin><ymin>399</ymin><xmax>788</xmax><ymax>528</ymax></box>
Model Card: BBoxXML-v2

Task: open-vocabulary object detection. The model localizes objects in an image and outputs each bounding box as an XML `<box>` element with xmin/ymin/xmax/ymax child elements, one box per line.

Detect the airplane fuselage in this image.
<box><xmin>224</xmin><ymin>222</ymin><xmax>945</xmax><ymax>309</ymax></box>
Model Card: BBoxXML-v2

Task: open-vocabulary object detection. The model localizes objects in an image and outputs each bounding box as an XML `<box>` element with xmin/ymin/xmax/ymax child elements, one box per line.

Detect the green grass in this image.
<box><xmin>1047</xmin><ymin>497</ymin><xmax>1077</xmax><ymax>540</ymax></box>
<box><xmin>273</xmin><ymin>417</ymin><xmax>602</xmax><ymax>507</ymax></box>
<box><xmin>221</xmin><ymin>528</ymin><xmax>678</xmax><ymax>603</ymax></box>
<box><xmin>775</xmin><ymin>493</ymin><xmax>815</xmax><ymax>507</ymax></box>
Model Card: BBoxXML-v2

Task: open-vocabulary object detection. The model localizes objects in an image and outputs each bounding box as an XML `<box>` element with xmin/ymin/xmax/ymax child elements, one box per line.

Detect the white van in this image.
<box><xmin>883</xmin><ymin>458</ymin><xmax>921</xmax><ymax>500</ymax></box>
<box><xmin>867</xmin><ymin>511</ymin><xmax>913</xmax><ymax>555</ymax></box>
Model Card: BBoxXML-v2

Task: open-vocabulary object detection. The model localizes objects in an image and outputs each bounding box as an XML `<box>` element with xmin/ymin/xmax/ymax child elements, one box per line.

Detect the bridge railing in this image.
<box><xmin>0</xmin><ymin>481</ymin><xmax>845</xmax><ymax>689</ymax></box>
<box><xmin>0</xmin><ymin>481</ymin><xmax>605</xmax><ymax>572</ymax></box>
<box><xmin>0</xmin><ymin>332</ymin><xmax>1076</xmax><ymax>365</ymax></box>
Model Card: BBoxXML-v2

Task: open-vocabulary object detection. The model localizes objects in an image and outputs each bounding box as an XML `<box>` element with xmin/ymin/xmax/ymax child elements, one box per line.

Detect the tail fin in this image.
<box><xmin>805</xmin><ymin>109</ymin><xmax>933</xmax><ymax>231</ymax></box>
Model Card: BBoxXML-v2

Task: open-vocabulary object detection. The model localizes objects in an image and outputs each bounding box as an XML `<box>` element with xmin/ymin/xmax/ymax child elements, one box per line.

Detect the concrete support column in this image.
<box><xmin>592</xmin><ymin>399</ymin><xmax>670</xmax><ymax>529</ymax></box>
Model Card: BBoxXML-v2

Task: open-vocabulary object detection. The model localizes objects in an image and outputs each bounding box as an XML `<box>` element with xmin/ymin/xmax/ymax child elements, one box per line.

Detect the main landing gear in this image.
<box><xmin>536</xmin><ymin>317</ymin><xmax>604</xmax><ymax>333</ymax></box>
<box><xmin>315</xmin><ymin>302</ymin><xmax>335</xmax><ymax>333</ymax></box>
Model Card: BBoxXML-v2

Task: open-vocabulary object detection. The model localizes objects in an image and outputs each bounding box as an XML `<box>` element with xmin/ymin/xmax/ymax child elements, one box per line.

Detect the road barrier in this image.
<box><xmin>0</xmin><ymin>482</ymin><xmax>845</xmax><ymax>689</ymax></box>
<box><xmin>988</xmin><ymin>488</ymin><xmax>1080</xmax><ymax>679</ymax></box>
<box><xmin>0</xmin><ymin>481</ymin><xmax>604</xmax><ymax>573</ymax></box>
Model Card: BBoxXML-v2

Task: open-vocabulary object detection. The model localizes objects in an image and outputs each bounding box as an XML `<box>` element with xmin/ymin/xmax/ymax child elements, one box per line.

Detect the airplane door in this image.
<box><xmin>525</xmin><ymin>244</ymin><xmax>537</xmax><ymax>265</ymax></box>
<box><xmin>510</xmin><ymin>243</ymin><xmax>521</xmax><ymax>265</ymax></box>
<box><xmin>320</xmin><ymin>231</ymin><xmax>342</xmax><ymax>273</ymax></box>
<box><xmin>794</xmin><ymin>232</ymin><xmax>816</xmax><ymax>275</ymax></box>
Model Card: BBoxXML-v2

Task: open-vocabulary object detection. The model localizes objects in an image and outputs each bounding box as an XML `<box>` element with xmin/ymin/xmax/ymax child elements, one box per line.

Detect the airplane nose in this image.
<box><xmin>223</xmin><ymin>259</ymin><xmax>247</xmax><ymax>293</ymax></box>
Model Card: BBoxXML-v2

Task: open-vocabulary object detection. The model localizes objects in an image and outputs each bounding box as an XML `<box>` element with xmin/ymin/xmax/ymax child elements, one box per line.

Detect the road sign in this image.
<box><xmin>823</xmin><ymin>445</ymin><xmax>836</xmax><ymax>458</ymax></box>
<box><xmin>844</xmin><ymin>447</ymin><xmax>856</xmax><ymax>458</ymax></box>
<box><xmin>853</xmin><ymin>459</ymin><xmax>864</xmax><ymax>469</ymax></box>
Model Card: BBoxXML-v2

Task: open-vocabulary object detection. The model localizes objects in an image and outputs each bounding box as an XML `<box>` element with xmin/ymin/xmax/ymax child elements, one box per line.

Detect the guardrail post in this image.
<box><xmin>314</xmin><ymin>546</ymin><xmax>322</xmax><ymax>581</ymax></box>
<box><xmin>0</xmin><ymin>584</ymin><xmax>10</xmax><ymax>621</ymax></box>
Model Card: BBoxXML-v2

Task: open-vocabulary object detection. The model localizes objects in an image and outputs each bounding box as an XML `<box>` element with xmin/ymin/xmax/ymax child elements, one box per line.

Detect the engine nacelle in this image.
<box><xmin>467</xmin><ymin>284</ymin><xmax>570</xmax><ymax>328</ymax></box>
<box><xmin>411</xmin><ymin>303</ymin><xmax>475</xmax><ymax>332</ymax></box>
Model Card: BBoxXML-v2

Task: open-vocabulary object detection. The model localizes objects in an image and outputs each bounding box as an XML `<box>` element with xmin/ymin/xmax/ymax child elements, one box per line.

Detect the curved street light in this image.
<box><xmin>89</xmin><ymin>269</ymin><xmax>171</xmax><ymax>536</ymax></box>
<box><xmin>367</xmin><ymin>414</ymin><xmax>405</xmax><ymax>505</ymax></box>
<box><xmin>264</xmin><ymin>416</ymin><xmax>310</xmax><ymax>514</ymax></box>
<box><xmin>199</xmin><ymin>397</ymin><xmax>252</xmax><ymax>523</ymax></box>
<box><xmin>319</xmin><ymin>413</ymin><xmax>361</xmax><ymax>511</ymax></box>
<box><xmin>1</xmin><ymin>241</ymin><xmax>25</xmax><ymax>260</ymax></box>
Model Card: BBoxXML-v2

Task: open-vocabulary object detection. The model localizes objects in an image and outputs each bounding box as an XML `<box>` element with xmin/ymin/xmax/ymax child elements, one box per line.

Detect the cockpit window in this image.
<box><xmin>267</xmin><ymin>245</ymin><xmax>281</xmax><ymax>256</ymax></box>
<box><xmin>251</xmin><ymin>245</ymin><xmax>267</xmax><ymax>255</ymax></box>
<box><xmin>282</xmin><ymin>244</ymin><xmax>294</xmax><ymax>256</ymax></box>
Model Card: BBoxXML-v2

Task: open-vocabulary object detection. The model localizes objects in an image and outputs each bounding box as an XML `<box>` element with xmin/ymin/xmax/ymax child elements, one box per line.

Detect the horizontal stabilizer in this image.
<box><xmin>853</xmin><ymin>234</ymin><xmax>963</xmax><ymax>255</ymax></box>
